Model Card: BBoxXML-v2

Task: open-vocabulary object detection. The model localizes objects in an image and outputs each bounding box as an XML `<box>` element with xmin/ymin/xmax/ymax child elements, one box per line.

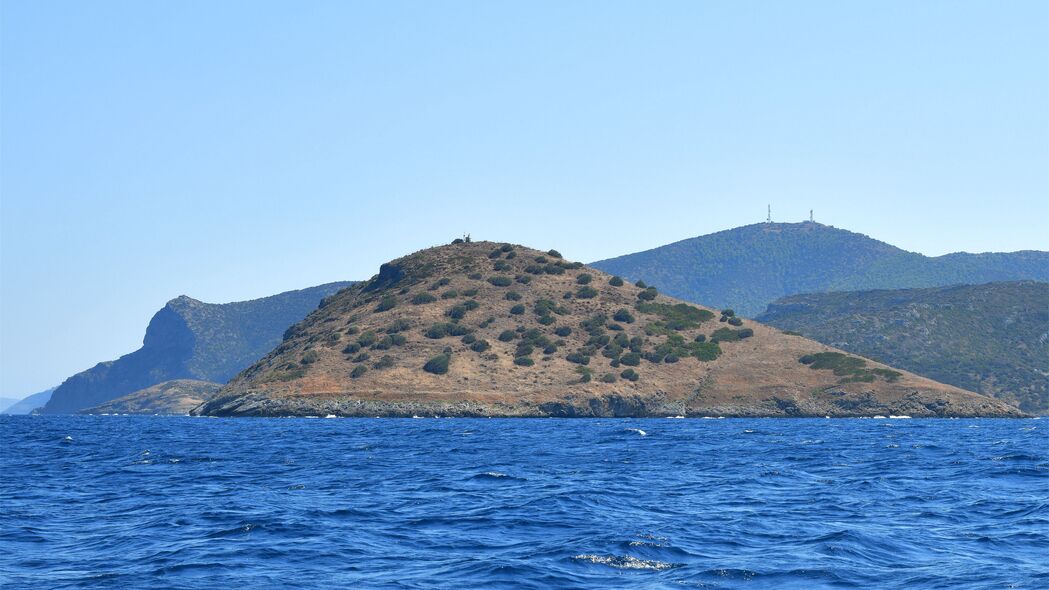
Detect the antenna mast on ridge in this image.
<box><xmin>767</xmin><ymin>204</ymin><xmax>771</xmax><ymax>224</ymax></box>
<box><xmin>810</xmin><ymin>209</ymin><xmax>814</xmax><ymax>223</ymax></box>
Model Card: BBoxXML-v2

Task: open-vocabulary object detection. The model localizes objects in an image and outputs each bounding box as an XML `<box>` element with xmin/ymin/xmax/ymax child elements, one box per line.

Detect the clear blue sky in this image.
<box><xmin>2</xmin><ymin>0</ymin><xmax>1046</xmax><ymax>395</ymax></box>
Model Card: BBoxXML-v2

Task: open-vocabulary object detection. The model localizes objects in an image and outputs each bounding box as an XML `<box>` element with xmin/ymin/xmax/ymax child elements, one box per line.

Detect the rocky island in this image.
<box><xmin>194</xmin><ymin>241</ymin><xmax>1024</xmax><ymax>418</ymax></box>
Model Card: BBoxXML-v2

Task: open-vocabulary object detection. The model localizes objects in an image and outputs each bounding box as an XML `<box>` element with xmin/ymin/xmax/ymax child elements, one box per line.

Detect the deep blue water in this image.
<box><xmin>1</xmin><ymin>417</ymin><xmax>1046</xmax><ymax>589</ymax></box>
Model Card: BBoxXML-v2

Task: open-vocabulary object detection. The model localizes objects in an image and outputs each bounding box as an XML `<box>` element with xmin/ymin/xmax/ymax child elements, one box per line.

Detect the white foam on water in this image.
<box><xmin>873</xmin><ymin>415</ymin><xmax>887</xmax><ymax>419</ymax></box>
<box><xmin>626</xmin><ymin>428</ymin><xmax>647</xmax><ymax>436</ymax></box>
<box><xmin>573</xmin><ymin>554</ymin><xmax>675</xmax><ymax>571</ymax></box>
<box><xmin>665</xmin><ymin>415</ymin><xmax>685</xmax><ymax>419</ymax></box>
<box><xmin>889</xmin><ymin>415</ymin><xmax>912</xmax><ymax>419</ymax></box>
<box><xmin>324</xmin><ymin>414</ymin><xmax>337</xmax><ymax>419</ymax></box>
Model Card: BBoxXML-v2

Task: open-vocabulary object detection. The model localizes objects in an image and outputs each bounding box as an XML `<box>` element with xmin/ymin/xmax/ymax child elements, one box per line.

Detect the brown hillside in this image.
<box><xmin>84</xmin><ymin>380</ymin><xmax>221</xmax><ymax>415</ymax></box>
<box><xmin>194</xmin><ymin>241</ymin><xmax>1022</xmax><ymax>418</ymax></box>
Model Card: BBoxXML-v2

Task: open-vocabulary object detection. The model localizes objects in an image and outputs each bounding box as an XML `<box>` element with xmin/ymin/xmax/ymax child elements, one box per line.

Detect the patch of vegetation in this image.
<box><xmin>538</xmin><ymin>315</ymin><xmax>555</xmax><ymax>325</ymax></box>
<box><xmin>375</xmin><ymin>295</ymin><xmax>398</xmax><ymax>312</ymax></box>
<box><xmin>468</xmin><ymin>273</ymin><xmax>483</xmax><ymax>280</ymax></box>
<box><xmin>301</xmin><ymin>350</ymin><xmax>319</xmax><ymax>365</ymax></box>
<box><xmin>352</xmin><ymin>352</ymin><xmax>370</xmax><ymax>363</ymax></box>
<box><xmin>510</xmin><ymin>304</ymin><xmax>526</xmax><ymax>315</ymax></box>
<box><xmin>441</xmin><ymin>290</ymin><xmax>458</xmax><ymax>299</ymax></box>
<box><xmin>493</xmin><ymin>260</ymin><xmax>510</xmax><ymax>271</ymax></box>
<box><xmin>501</xmin><ymin>244</ymin><xmax>514</xmax><ymax>253</ymax></box>
<box><xmin>576</xmin><ymin>273</ymin><xmax>593</xmax><ymax>285</ymax></box>
<box><xmin>351</xmin><ymin>365</ymin><xmax>367</xmax><ymax>378</ymax></box>
<box><xmin>613</xmin><ymin>309</ymin><xmax>635</xmax><ymax>324</ymax></box>
<box><xmin>374</xmin><ymin>355</ymin><xmax>395</xmax><ymax>369</ymax></box>
<box><xmin>609</xmin><ymin>276</ymin><xmax>624</xmax><ymax>287</ymax></box>
<box><xmin>798</xmin><ymin>351</ymin><xmax>901</xmax><ymax>384</ymax></box>
<box><xmin>601</xmin><ymin>373</ymin><xmax>617</xmax><ymax>383</ymax></box>
<box><xmin>555</xmin><ymin>326</ymin><xmax>572</xmax><ymax>337</ymax></box>
<box><xmin>637</xmin><ymin>287</ymin><xmax>658</xmax><ymax>301</ymax></box>
<box><xmin>425</xmin><ymin>323</ymin><xmax>471</xmax><ymax>339</ymax></box>
<box><xmin>470</xmin><ymin>339</ymin><xmax>491</xmax><ymax>353</ymax></box>
<box><xmin>547</xmin><ymin>249</ymin><xmax>563</xmax><ymax>258</ymax></box>
<box><xmin>620</xmin><ymin>352</ymin><xmax>641</xmax><ymax>366</ymax></box>
<box><xmin>728</xmin><ymin>317</ymin><xmax>743</xmax><ymax>326</ymax></box>
<box><xmin>358</xmin><ymin>331</ymin><xmax>378</xmax><ymax>347</ymax></box>
<box><xmin>412</xmin><ymin>293</ymin><xmax>438</xmax><ymax>305</ymax></box>
<box><xmin>386</xmin><ymin>319</ymin><xmax>411</xmax><ymax>333</ymax></box>
<box><xmin>566</xmin><ymin>352</ymin><xmax>590</xmax><ymax>365</ymax></box>
<box><xmin>620</xmin><ymin>368</ymin><xmax>639</xmax><ymax>382</ymax></box>
<box><xmin>516</xmin><ymin>275</ymin><xmax>531</xmax><ymax>284</ymax></box>
<box><xmin>488</xmin><ymin>276</ymin><xmax>513</xmax><ymax>287</ymax></box>
<box><xmin>710</xmin><ymin>328</ymin><xmax>740</xmax><ymax>343</ymax></box>
<box><xmin>462</xmin><ymin>287</ymin><xmax>479</xmax><ymax>297</ymax></box>
<box><xmin>488</xmin><ymin>249</ymin><xmax>503</xmax><ymax>259</ymax></box>
<box><xmin>514</xmin><ymin>356</ymin><xmax>535</xmax><ymax>367</ymax></box>
<box><xmin>635</xmin><ymin>280</ymin><xmax>647</xmax><ymax>288</ymax></box>
<box><xmin>342</xmin><ymin>342</ymin><xmax>361</xmax><ymax>355</ymax></box>
<box><xmin>544</xmin><ymin>264</ymin><xmax>565</xmax><ymax>275</ymax></box>
<box><xmin>423</xmin><ymin>354</ymin><xmax>451</xmax><ymax>375</ymax></box>
<box><xmin>576</xmin><ymin>286</ymin><xmax>598</xmax><ymax>299</ymax></box>
<box><xmin>498</xmin><ymin>330</ymin><xmax>516</xmax><ymax>342</ymax></box>
<box><xmin>576</xmin><ymin>366</ymin><xmax>593</xmax><ymax>383</ymax></box>
<box><xmin>637</xmin><ymin>302</ymin><xmax>714</xmax><ymax>331</ymax></box>
<box><xmin>505</xmin><ymin>291</ymin><xmax>522</xmax><ymax>301</ymax></box>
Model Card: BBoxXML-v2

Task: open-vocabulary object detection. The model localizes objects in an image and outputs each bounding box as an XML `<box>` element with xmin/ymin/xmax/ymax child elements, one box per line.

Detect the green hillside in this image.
<box><xmin>757</xmin><ymin>281</ymin><xmax>1049</xmax><ymax>413</ymax></box>
<box><xmin>40</xmin><ymin>282</ymin><xmax>353</xmax><ymax>414</ymax></box>
<box><xmin>591</xmin><ymin>222</ymin><xmax>1049</xmax><ymax>317</ymax></box>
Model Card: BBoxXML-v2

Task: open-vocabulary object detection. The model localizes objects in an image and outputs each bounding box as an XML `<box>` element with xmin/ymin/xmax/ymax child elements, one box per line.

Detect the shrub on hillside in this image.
<box><xmin>423</xmin><ymin>354</ymin><xmax>451</xmax><ymax>375</ymax></box>
<box><xmin>637</xmin><ymin>287</ymin><xmax>658</xmax><ymax>301</ymax></box>
<box><xmin>498</xmin><ymin>330</ymin><xmax>516</xmax><ymax>342</ymax></box>
<box><xmin>468</xmin><ymin>273</ymin><xmax>483</xmax><ymax>280</ymax></box>
<box><xmin>566</xmin><ymin>352</ymin><xmax>590</xmax><ymax>365</ymax></box>
<box><xmin>386</xmin><ymin>319</ymin><xmax>411</xmax><ymax>333</ymax></box>
<box><xmin>737</xmin><ymin>328</ymin><xmax>754</xmax><ymax>339</ymax></box>
<box><xmin>620</xmin><ymin>352</ymin><xmax>641</xmax><ymax>366</ymax></box>
<box><xmin>374</xmin><ymin>355</ymin><xmax>395</xmax><ymax>369</ymax></box>
<box><xmin>493</xmin><ymin>261</ymin><xmax>510</xmax><ymax>271</ymax></box>
<box><xmin>601</xmin><ymin>373</ymin><xmax>617</xmax><ymax>383</ymax></box>
<box><xmin>538</xmin><ymin>314</ymin><xmax>556</xmax><ymax>325</ymax></box>
<box><xmin>342</xmin><ymin>342</ymin><xmax>362</xmax><ymax>355</ymax></box>
<box><xmin>576</xmin><ymin>273</ymin><xmax>593</xmax><ymax>285</ymax></box>
<box><xmin>441</xmin><ymin>290</ymin><xmax>458</xmax><ymax>299</ymax></box>
<box><xmin>609</xmin><ymin>276</ymin><xmax>624</xmax><ymax>287</ymax></box>
<box><xmin>620</xmin><ymin>368</ymin><xmax>639</xmax><ymax>382</ymax></box>
<box><xmin>728</xmin><ymin>317</ymin><xmax>743</xmax><ymax>326</ymax></box>
<box><xmin>358</xmin><ymin>331</ymin><xmax>378</xmax><ymax>347</ymax></box>
<box><xmin>412</xmin><ymin>293</ymin><xmax>437</xmax><ymax>305</ymax></box>
<box><xmin>613</xmin><ymin>309</ymin><xmax>635</xmax><ymax>324</ymax></box>
<box><xmin>554</xmin><ymin>326</ymin><xmax>572</xmax><ymax>337</ymax></box>
<box><xmin>635</xmin><ymin>280</ymin><xmax>647</xmax><ymax>288</ymax></box>
<box><xmin>351</xmin><ymin>365</ymin><xmax>367</xmax><ymax>378</ymax></box>
<box><xmin>506</xmin><ymin>291</ymin><xmax>522</xmax><ymax>301</ymax></box>
<box><xmin>461</xmin><ymin>334</ymin><xmax>477</xmax><ymax>345</ymax></box>
<box><xmin>516</xmin><ymin>275</ymin><xmax>531</xmax><ymax>284</ymax></box>
<box><xmin>710</xmin><ymin>328</ymin><xmax>740</xmax><ymax>343</ymax></box>
<box><xmin>488</xmin><ymin>276</ymin><xmax>513</xmax><ymax>287</ymax></box>
<box><xmin>547</xmin><ymin>249</ymin><xmax>563</xmax><ymax>258</ymax></box>
<box><xmin>488</xmin><ymin>249</ymin><xmax>503</xmax><ymax>259</ymax></box>
<box><xmin>576</xmin><ymin>286</ymin><xmax>598</xmax><ymax>299</ymax></box>
<box><xmin>375</xmin><ymin>295</ymin><xmax>397</xmax><ymax>312</ymax></box>
<box><xmin>721</xmin><ymin>309</ymin><xmax>735</xmax><ymax>317</ymax></box>
<box><xmin>470</xmin><ymin>339</ymin><xmax>491</xmax><ymax>353</ymax></box>
<box><xmin>510</xmin><ymin>304</ymin><xmax>526</xmax><ymax>315</ymax></box>
<box><xmin>514</xmin><ymin>356</ymin><xmax>535</xmax><ymax>367</ymax></box>
<box><xmin>462</xmin><ymin>287</ymin><xmax>479</xmax><ymax>297</ymax></box>
<box><xmin>500</xmin><ymin>244</ymin><xmax>513</xmax><ymax>252</ymax></box>
<box><xmin>505</xmin><ymin>251</ymin><xmax>517</xmax><ymax>259</ymax></box>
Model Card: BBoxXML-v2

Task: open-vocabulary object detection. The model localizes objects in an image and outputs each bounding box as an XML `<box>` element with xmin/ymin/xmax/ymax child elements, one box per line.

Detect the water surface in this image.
<box><xmin>1</xmin><ymin>416</ymin><xmax>1046</xmax><ymax>589</ymax></box>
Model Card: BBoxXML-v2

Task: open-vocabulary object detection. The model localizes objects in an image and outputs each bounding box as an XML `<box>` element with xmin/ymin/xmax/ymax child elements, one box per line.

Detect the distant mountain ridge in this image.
<box><xmin>40</xmin><ymin>282</ymin><xmax>354</xmax><ymax>414</ymax></box>
<box><xmin>757</xmin><ymin>281</ymin><xmax>1049</xmax><ymax>414</ymax></box>
<box><xmin>590</xmin><ymin>222</ymin><xmax>1049</xmax><ymax>317</ymax></box>
<box><xmin>1</xmin><ymin>388</ymin><xmax>55</xmax><ymax>414</ymax></box>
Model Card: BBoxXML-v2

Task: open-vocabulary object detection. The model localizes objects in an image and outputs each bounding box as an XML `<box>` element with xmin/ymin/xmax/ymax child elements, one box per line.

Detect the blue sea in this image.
<box><xmin>1</xmin><ymin>416</ymin><xmax>1046</xmax><ymax>589</ymax></box>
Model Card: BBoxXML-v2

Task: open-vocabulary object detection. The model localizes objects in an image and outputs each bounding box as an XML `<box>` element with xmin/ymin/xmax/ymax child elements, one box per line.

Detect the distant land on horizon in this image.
<box><xmin>1</xmin><ymin>388</ymin><xmax>55</xmax><ymax>415</ymax></box>
<box><xmin>757</xmin><ymin>281</ymin><xmax>1049</xmax><ymax>415</ymax></box>
<box><xmin>195</xmin><ymin>240</ymin><xmax>1019</xmax><ymax>418</ymax></box>
<box><xmin>39</xmin><ymin>282</ymin><xmax>353</xmax><ymax>414</ymax></box>
<box><xmin>590</xmin><ymin>222</ymin><xmax>1049</xmax><ymax>318</ymax></box>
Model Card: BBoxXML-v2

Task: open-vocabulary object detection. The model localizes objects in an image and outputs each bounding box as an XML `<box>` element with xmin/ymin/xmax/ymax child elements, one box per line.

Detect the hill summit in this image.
<box><xmin>590</xmin><ymin>222</ymin><xmax>1049</xmax><ymax>317</ymax></box>
<box><xmin>196</xmin><ymin>241</ymin><xmax>1019</xmax><ymax>418</ymax></box>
